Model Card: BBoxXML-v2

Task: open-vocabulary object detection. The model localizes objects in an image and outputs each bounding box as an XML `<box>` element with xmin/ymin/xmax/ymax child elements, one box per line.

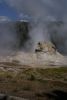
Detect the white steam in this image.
<box><xmin>5</xmin><ymin>0</ymin><xmax>56</xmax><ymax>48</ymax></box>
<box><xmin>2</xmin><ymin>0</ymin><xmax>67</xmax><ymax>54</ymax></box>
<box><xmin>29</xmin><ymin>23</ymin><xmax>50</xmax><ymax>51</ymax></box>
<box><xmin>0</xmin><ymin>17</ymin><xmax>17</xmax><ymax>55</ymax></box>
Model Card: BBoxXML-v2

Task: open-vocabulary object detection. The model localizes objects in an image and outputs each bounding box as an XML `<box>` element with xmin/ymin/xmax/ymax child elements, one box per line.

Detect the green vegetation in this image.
<box><xmin>0</xmin><ymin>66</ymin><xmax>66</xmax><ymax>100</ymax></box>
<box><xmin>14</xmin><ymin>67</ymin><xmax>67</xmax><ymax>82</ymax></box>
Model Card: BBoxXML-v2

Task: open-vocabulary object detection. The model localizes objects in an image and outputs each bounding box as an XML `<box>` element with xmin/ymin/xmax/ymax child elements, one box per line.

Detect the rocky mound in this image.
<box><xmin>0</xmin><ymin>42</ymin><xmax>67</xmax><ymax>67</ymax></box>
<box><xmin>35</xmin><ymin>42</ymin><xmax>56</xmax><ymax>54</ymax></box>
<box><xmin>12</xmin><ymin>42</ymin><xmax>67</xmax><ymax>67</ymax></box>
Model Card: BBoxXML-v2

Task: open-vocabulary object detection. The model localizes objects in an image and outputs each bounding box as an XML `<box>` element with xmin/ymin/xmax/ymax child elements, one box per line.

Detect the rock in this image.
<box><xmin>35</xmin><ymin>41</ymin><xmax>57</xmax><ymax>54</ymax></box>
<box><xmin>0</xmin><ymin>94</ymin><xmax>28</xmax><ymax>100</ymax></box>
<box><xmin>0</xmin><ymin>41</ymin><xmax>67</xmax><ymax>67</ymax></box>
<box><xmin>13</xmin><ymin>42</ymin><xmax>67</xmax><ymax>67</ymax></box>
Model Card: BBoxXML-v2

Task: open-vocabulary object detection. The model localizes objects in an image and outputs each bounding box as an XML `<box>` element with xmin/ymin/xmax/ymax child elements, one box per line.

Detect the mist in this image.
<box><xmin>1</xmin><ymin>0</ymin><xmax>67</xmax><ymax>55</ymax></box>
<box><xmin>5</xmin><ymin>0</ymin><xmax>56</xmax><ymax>50</ymax></box>
<box><xmin>0</xmin><ymin>21</ymin><xmax>17</xmax><ymax>56</ymax></box>
<box><xmin>49</xmin><ymin>22</ymin><xmax>67</xmax><ymax>55</ymax></box>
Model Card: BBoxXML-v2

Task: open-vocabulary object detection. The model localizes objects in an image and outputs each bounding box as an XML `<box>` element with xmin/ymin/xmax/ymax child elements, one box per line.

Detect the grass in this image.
<box><xmin>14</xmin><ymin>67</ymin><xmax>67</xmax><ymax>82</ymax></box>
<box><xmin>0</xmin><ymin>66</ymin><xmax>66</xmax><ymax>99</ymax></box>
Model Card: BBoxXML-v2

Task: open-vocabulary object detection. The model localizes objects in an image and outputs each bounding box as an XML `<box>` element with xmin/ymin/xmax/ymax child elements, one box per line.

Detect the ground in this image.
<box><xmin>0</xmin><ymin>62</ymin><xmax>67</xmax><ymax>100</ymax></box>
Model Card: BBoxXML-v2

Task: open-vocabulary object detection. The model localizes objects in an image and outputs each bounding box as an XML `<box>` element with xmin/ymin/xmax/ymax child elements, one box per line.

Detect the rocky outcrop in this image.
<box><xmin>12</xmin><ymin>42</ymin><xmax>67</xmax><ymax>67</ymax></box>
<box><xmin>35</xmin><ymin>42</ymin><xmax>56</xmax><ymax>54</ymax></box>
<box><xmin>0</xmin><ymin>42</ymin><xmax>67</xmax><ymax>67</ymax></box>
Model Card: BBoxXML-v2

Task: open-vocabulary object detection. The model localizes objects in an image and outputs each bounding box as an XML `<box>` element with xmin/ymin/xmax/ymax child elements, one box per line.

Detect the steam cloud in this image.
<box><xmin>1</xmin><ymin>0</ymin><xmax>67</xmax><ymax>55</ymax></box>
<box><xmin>0</xmin><ymin>18</ymin><xmax>17</xmax><ymax>56</ymax></box>
<box><xmin>50</xmin><ymin>22</ymin><xmax>67</xmax><ymax>54</ymax></box>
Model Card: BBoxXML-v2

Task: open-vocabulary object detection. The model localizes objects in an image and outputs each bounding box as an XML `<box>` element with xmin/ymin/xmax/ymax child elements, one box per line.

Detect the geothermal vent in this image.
<box><xmin>0</xmin><ymin>41</ymin><xmax>66</xmax><ymax>67</ymax></box>
<box><xmin>35</xmin><ymin>42</ymin><xmax>57</xmax><ymax>55</ymax></box>
<box><xmin>12</xmin><ymin>41</ymin><xmax>67</xmax><ymax>67</ymax></box>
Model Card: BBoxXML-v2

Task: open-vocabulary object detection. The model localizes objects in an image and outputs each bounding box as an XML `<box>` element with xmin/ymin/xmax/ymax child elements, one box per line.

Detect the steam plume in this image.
<box><xmin>3</xmin><ymin>0</ymin><xmax>67</xmax><ymax>54</ymax></box>
<box><xmin>0</xmin><ymin>18</ymin><xmax>17</xmax><ymax>55</ymax></box>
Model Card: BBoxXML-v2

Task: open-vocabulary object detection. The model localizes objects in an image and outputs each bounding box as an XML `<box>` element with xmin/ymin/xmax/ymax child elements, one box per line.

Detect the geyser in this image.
<box><xmin>0</xmin><ymin>0</ymin><xmax>67</xmax><ymax>55</ymax></box>
<box><xmin>5</xmin><ymin>0</ymin><xmax>67</xmax><ymax>55</ymax></box>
